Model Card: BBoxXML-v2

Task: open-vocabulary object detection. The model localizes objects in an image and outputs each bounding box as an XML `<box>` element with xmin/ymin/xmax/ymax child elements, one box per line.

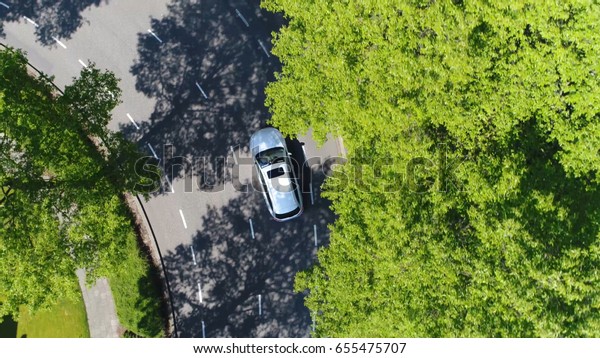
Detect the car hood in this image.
<box><xmin>250</xmin><ymin>127</ymin><xmax>286</xmax><ymax>156</ymax></box>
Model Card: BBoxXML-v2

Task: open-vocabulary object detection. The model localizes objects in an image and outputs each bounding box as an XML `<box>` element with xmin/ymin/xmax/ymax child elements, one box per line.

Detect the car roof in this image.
<box><xmin>259</xmin><ymin>162</ymin><xmax>300</xmax><ymax>215</ymax></box>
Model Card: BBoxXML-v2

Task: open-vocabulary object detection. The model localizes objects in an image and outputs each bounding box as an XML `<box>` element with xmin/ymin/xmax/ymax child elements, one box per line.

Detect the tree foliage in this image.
<box><xmin>263</xmin><ymin>0</ymin><xmax>600</xmax><ymax>337</ymax></box>
<box><xmin>0</xmin><ymin>47</ymin><xmax>145</xmax><ymax>318</ymax></box>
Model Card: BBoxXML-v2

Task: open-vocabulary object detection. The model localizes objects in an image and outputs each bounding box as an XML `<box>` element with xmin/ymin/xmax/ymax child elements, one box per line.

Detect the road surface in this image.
<box><xmin>1</xmin><ymin>0</ymin><xmax>343</xmax><ymax>337</ymax></box>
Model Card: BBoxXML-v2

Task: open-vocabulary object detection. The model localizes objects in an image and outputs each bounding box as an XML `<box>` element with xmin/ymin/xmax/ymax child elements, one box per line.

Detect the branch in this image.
<box><xmin>0</xmin><ymin>186</ymin><xmax>13</xmax><ymax>206</ymax></box>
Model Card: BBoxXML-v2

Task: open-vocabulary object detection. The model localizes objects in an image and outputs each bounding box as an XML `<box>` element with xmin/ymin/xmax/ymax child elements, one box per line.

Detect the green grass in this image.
<box><xmin>16</xmin><ymin>295</ymin><xmax>90</xmax><ymax>338</ymax></box>
<box><xmin>108</xmin><ymin>223</ymin><xmax>166</xmax><ymax>338</ymax></box>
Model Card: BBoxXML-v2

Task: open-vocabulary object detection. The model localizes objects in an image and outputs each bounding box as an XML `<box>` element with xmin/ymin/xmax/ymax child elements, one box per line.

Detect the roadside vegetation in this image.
<box><xmin>17</xmin><ymin>296</ymin><xmax>90</xmax><ymax>338</ymax></box>
<box><xmin>1</xmin><ymin>294</ymin><xmax>89</xmax><ymax>338</ymax></box>
<box><xmin>0</xmin><ymin>47</ymin><xmax>165</xmax><ymax>337</ymax></box>
<box><xmin>108</xmin><ymin>224</ymin><xmax>166</xmax><ymax>338</ymax></box>
<box><xmin>264</xmin><ymin>0</ymin><xmax>600</xmax><ymax>337</ymax></box>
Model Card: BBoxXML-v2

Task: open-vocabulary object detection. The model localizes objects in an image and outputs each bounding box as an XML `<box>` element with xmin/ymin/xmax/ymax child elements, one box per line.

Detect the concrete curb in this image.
<box><xmin>124</xmin><ymin>193</ymin><xmax>178</xmax><ymax>337</ymax></box>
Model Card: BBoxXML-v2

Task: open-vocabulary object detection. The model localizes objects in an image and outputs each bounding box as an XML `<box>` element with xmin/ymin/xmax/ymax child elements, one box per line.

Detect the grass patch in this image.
<box><xmin>16</xmin><ymin>295</ymin><xmax>90</xmax><ymax>338</ymax></box>
<box><xmin>108</xmin><ymin>221</ymin><xmax>166</xmax><ymax>338</ymax></box>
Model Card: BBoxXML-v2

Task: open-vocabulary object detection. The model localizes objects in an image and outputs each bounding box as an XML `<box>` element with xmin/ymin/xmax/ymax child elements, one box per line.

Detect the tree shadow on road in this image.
<box><xmin>0</xmin><ymin>0</ymin><xmax>105</xmax><ymax>46</ymax></box>
<box><xmin>162</xmin><ymin>166</ymin><xmax>334</xmax><ymax>337</ymax></box>
<box><xmin>125</xmin><ymin>0</ymin><xmax>282</xmax><ymax>196</ymax></box>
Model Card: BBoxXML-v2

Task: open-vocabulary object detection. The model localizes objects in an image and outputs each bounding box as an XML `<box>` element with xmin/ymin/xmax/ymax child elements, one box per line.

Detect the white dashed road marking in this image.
<box><xmin>78</xmin><ymin>59</ymin><xmax>88</xmax><ymax>68</ymax></box>
<box><xmin>257</xmin><ymin>40</ymin><xmax>270</xmax><ymax>58</ymax></box>
<box><xmin>230</xmin><ymin>146</ymin><xmax>239</xmax><ymax>165</ymax></box>
<box><xmin>197</xmin><ymin>281</ymin><xmax>203</xmax><ymax>304</ymax></box>
<box><xmin>24</xmin><ymin>16</ymin><xmax>38</xmax><ymax>27</ymax></box>
<box><xmin>201</xmin><ymin>320</ymin><xmax>206</xmax><ymax>338</ymax></box>
<box><xmin>165</xmin><ymin>175</ymin><xmax>175</xmax><ymax>193</ymax></box>
<box><xmin>313</xmin><ymin>224</ymin><xmax>318</xmax><ymax>247</ymax></box>
<box><xmin>301</xmin><ymin>143</ymin><xmax>308</xmax><ymax>164</ymax></box>
<box><xmin>235</xmin><ymin>9</ymin><xmax>250</xmax><ymax>28</ymax></box>
<box><xmin>249</xmin><ymin>218</ymin><xmax>255</xmax><ymax>239</ymax></box>
<box><xmin>258</xmin><ymin>294</ymin><xmax>262</xmax><ymax>316</ymax></box>
<box><xmin>147</xmin><ymin>143</ymin><xmax>159</xmax><ymax>160</ymax></box>
<box><xmin>195</xmin><ymin>82</ymin><xmax>208</xmax><ymax>99</ymax></box>
<box><xmin>148</xmin><ymin>29</ymin><xmax>163</xmax><ymax>43</ymax></box>
<box><xmin>52</xmin><ymin>36</ymin><xmax>67</xmax><ymax>49</ymax></box>
<box><xmin>126</xmin><ymin>113</ymin><xmax>140</xmax><ymax>130</ymax></box>
<box><xmin>191</xmin><ymin>246</ymin><xmax>197</xmax><ymax>266</ymax></box>
<box><xmin>0</xmin><ymin>2</ymin><xmax>9</xmax><ymax>9</ymax></box>
<box><xmin>179</xmin><ymin>209</ymin><xmax>188</xmax><ymax>229</ymax></box>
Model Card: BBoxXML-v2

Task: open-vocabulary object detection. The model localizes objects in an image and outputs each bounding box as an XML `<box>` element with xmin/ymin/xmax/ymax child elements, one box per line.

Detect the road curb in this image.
<box><xmin>125</xmin><ymin>193</ymin><xmax>179</xmax><ymax>337</ymax></box>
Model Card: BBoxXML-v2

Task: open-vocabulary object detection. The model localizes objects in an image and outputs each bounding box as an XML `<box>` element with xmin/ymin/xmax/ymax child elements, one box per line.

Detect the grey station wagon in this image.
<box><xmin>250</xmin><ymin>128</ymin><xmax>303</xmax><ymax>221</ymax></box>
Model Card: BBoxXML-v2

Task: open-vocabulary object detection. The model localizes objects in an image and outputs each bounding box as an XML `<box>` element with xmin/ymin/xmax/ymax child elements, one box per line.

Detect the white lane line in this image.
<box><xmin>24</xmin><ymin>16</ymin><xmax>38</xmax><ymax>27</ymax></box>
<box><xmin>230</xmin><ymin>146</ymin><xmax>238</xmax><ymax>165</ymax></box>
<box><xmin>191</xmin><ymin>246</ymin><xmax>197</xmax><ymax>266</ymax></box>
<box><xmin>126</xmin><ymin>113</ymin><xmax>140</xmax><ymax>130</ymax></box>
<box><xmin>148</xmin><ymin>29</ymin><xmax>163</xmax><ymax>43</ymax></box>
<box><xmin>52</xmin><ymin>36</ymin><xmax>67</xmax><ymax>49</ymax></box>
<box><xmin>301</xmin><ymin>143</ymin><xmax>308</xmax><ymax>157</ymax></box>
<box><xmin>301</xmin><ymin>143</ymin><xmax>314</xmax><ymax>204</ymax></box>
<box><xmin>147</xmin><ymin>143</ymin><xmax>159</xmax><ymax>160</ymax></box>
<box><xmin>258</xmin><ymin>294</ymin><xmax>262</xmax><ymax>316</ymax></box>
<box><xmin>249</xmin><ymin>218</ymin><xmax>255</xmax><ymax>239</ymax></box>
<box><xmin>313</xmin><ymin>224</ymin><xmax>318</xmax><ymax>247</ymax></box>
<box><xmin>197</xmin><ymin>281</ymin><xmax>203</xmax><ymax>304</ymax></box>
<box><xmin>78</xmin><ymin>59</ymin><xmax>88</xmax><ymax>68</ymax></box>
<box><xmin>257</xmin><ymin>40</ymin><xmax>270</xmax><ymax>58</ymax></box>
<box><xmin>165</xmin><ymin>174</ymin><xmax>175</xmax><ymax>193</ymax></box>
<box><xmin>235</xmin><ymin>9</ymin><xmax>250</xmax><ymax>27</ymax></box>
<box><xmin>195</xmin><ymin>82</ymin><xmax>208</xmax><ymax>99</ymax></box>
<box><xmin>179</xmin><ymin>209</ymin><xmax>188</xmax><ymax>229</ymax></box>
<box><xmin>0</xmin><ymin>2</ymin><xmax>9</xmax><ymax>9</ymax></box>
<box><xmin>201</xmin><ymin>320</ymin><xmax>206</xmax><ymax>338</ymax></box>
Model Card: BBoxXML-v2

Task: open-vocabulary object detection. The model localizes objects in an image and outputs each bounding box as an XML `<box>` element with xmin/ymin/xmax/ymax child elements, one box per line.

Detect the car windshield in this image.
<box><xmin>256</xmin><ymin>147</ymin><xmax>286</xmax><ymax>167</ymax></box>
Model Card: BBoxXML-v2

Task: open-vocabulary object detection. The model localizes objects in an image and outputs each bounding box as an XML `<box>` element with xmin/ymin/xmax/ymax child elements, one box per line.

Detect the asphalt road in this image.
<box><xmin>1</xmin><ymin>0</ymin><xmax>344</xmax><ymax>337</ymax></box>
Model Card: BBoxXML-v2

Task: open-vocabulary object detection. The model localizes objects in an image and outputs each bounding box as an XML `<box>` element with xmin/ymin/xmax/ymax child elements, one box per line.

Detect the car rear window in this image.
<box><xmin>275</xmin><ymin>205</ymin><xmax>301</xmax><ymax>220</ymax></box>
<box><xmin>267</xmin><ymin>166</ymin><xmax>285</xmax><ymax>179</ymax></box>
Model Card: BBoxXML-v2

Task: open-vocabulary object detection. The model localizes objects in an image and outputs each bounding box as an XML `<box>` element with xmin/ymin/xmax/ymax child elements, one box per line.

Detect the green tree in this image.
<box><xmin>0</xmin><ymin>47</ymin><xmax>148</xmax><ymax>318</ymax></box>
<box><xmin>264</xmin><ymin>0</ymin><xmax>600</xmax><ymax>336</ymax></box>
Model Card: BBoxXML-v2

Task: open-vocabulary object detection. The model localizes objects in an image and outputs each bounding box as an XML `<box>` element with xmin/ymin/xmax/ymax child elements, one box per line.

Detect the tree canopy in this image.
<box><xmin>263</xmin><ymin>0</ymin><xmax>600</xmax><ymax>337</ymax></box>
<box><xmin>0</xmin><ymin>47</ymin><xmax>145</xmax><ymax>318</ymax></box>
